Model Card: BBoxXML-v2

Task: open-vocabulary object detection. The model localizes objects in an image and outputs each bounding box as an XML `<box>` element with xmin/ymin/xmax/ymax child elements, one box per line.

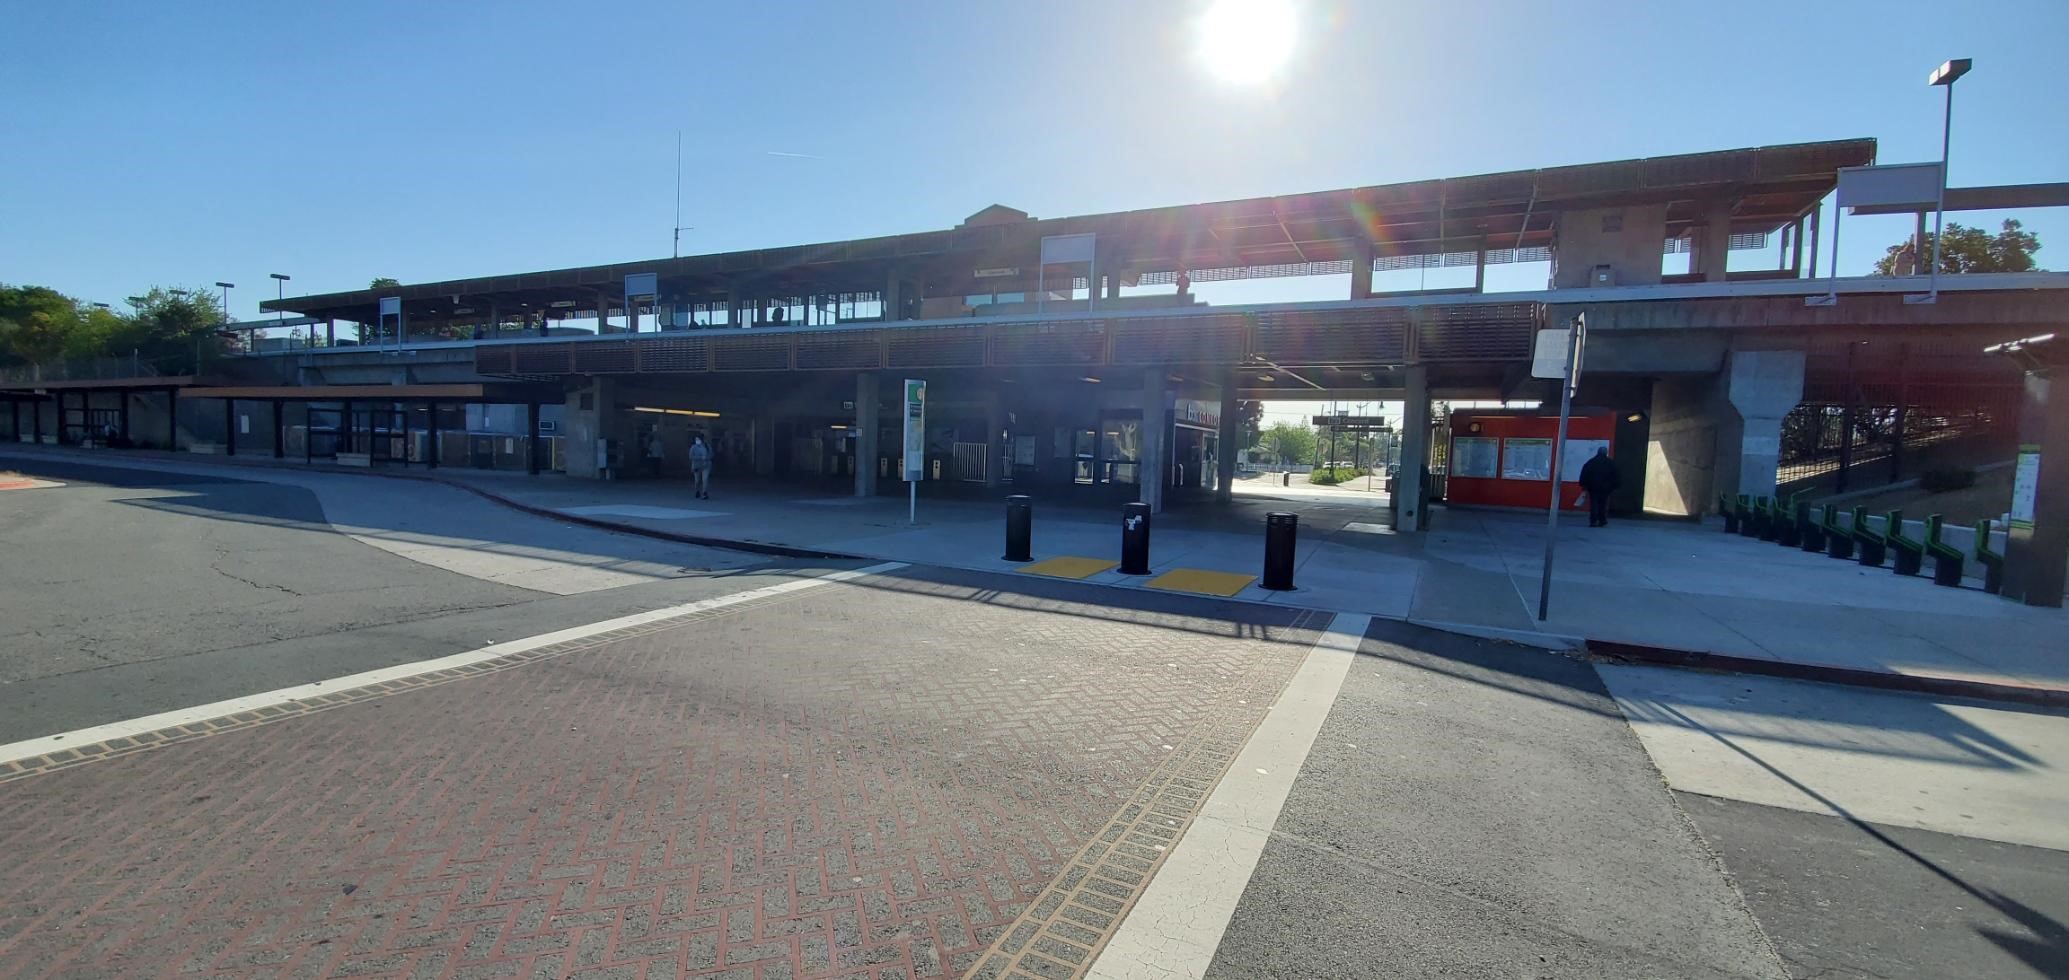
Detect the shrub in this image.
<box><xmin>1919</xmin><ymin>466</ymin><xmax>1976</xmax><ymax>494</ymax></box>
<box><xmin>1308</xmin><ymin>467</ymin><xmax>1364</xmax><ymax>486</ymax></box>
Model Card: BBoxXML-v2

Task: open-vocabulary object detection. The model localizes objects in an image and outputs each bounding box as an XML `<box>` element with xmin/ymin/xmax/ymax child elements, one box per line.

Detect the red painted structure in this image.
<box><xmin>1445</xmin><ymin>409</ymin><xmax>1617</xmax><ymax>511</ymax></box>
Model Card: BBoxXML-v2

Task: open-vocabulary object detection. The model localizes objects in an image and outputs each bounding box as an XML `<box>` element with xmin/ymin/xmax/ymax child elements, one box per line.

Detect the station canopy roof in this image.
<box><xmin>265</xmin><ymin>138</ymin><xmax>1873</xmax><ymax>324</ymax></box>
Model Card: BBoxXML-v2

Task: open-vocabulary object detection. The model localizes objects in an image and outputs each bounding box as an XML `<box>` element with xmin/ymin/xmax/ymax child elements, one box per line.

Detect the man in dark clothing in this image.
<box><xmin>1578</xmin><ymin>447</ymin><xmax>1620</xmax><ymax>527</ymax></box>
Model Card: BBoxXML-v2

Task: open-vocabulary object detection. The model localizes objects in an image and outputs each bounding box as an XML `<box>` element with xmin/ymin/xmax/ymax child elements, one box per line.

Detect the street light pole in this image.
<box><xmin>270</xmin><ymin>273</ymin><xmax>292</xmax><ymax>348</ymax></box>
<box><xmin>1924</xmin><ymin>58</ymin><xmax>1971</xmax><ymax>302</ymax></box>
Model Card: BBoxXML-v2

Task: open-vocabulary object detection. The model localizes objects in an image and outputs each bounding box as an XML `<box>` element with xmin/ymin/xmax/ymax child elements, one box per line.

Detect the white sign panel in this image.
<box><xmin>1040</xmin><ymin>233</ymin><xmax>1096</xmax><ymax>265</ymax></box>
<box><xmin>1502</xmin><ymin>438</ymin><xmax>1553</xmax><ymax>481</ymax></box>
<box><xmin>1559</xmin><ymin>440</ymin><xmax>1611</xmax><ymax>482</ymax></box>
<box><xmin>623</xmin><ymin>273</ymin><xmax>659</xmax><ymax>298</ymax></box>
<box><xmin>2010</xmin><ymin>447</ymin><xmax>2040</xmax><ymax>529</ymax></box>
<box><xmin>378</xmin><ymin>296</ymin><xmax>402</xmax><ymax>316</ymax></box>
<box><xmin>1451</xmin><ymin>437</ymin><xmax>1499</xmax><ymax>479</ymax></box>
<box><xmin>1837</xmin><ymin>163</ymin><xmax>1944</xmax><ymax>211</ymax></box>
<box><xmin>1531</xmin><ymin>329</ymin><xmax>1570</xmax><ymax>380</ymax></box>
<box><xmin>902</xmin><ymin>379</ymin><xmax>926</xmax><ymax>481</ymax></box>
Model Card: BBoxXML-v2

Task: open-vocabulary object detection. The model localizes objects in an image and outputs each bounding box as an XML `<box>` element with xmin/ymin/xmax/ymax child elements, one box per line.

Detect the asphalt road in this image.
<box><xmin>0</xmin><ymin>456</ymin><xmax>825</xmax><ymax>741</ymax></box>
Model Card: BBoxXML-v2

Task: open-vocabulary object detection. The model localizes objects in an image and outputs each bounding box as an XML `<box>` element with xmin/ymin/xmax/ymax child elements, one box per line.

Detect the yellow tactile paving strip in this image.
<box><xmin>1146</xmin><ymin>568</ymin><xmax>1256</xmax><ymax>597</ymax></box>
<box><xmin>1020</xmin><ymin>555</ymin><xmax>1120</xmax><ymax>580</ymax></box>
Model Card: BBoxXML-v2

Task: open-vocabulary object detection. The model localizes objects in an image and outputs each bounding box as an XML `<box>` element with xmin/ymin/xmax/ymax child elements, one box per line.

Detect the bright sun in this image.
<box><xmin>1197</xmin><ymin>0</ymin><xmax>1298</xmax><ymax>85</ymax></box>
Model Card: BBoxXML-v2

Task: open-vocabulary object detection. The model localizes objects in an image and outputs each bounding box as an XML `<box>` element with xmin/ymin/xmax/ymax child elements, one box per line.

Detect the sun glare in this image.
<box><xmin>1197</xmin><ymin>0</ymin><xmax>1298</xmax><ymax>85</ymax></box>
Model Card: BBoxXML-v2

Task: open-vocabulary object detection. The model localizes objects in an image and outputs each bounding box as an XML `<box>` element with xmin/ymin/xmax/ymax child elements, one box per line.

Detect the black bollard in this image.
<box><xmin>1120</xmin><ymin>501</ymin><xmax>1152</xmax><ymax>574</ymax></box>
<box><xmin>1262</xmin><ymin>512</ymin><xmax>1298</xmax><ymax>590</ymax></box>
<box><xmin>1003</xmin><ymin>495</ymin><xmax>1032</xmax><ymax>562</ymax></box>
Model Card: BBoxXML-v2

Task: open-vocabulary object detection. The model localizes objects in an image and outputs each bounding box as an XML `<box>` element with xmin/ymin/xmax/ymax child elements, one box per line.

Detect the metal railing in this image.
<box><xmin>0</xmin><ymin>355</ymin><xmax>163</xmax><ymax>384</ymax></box>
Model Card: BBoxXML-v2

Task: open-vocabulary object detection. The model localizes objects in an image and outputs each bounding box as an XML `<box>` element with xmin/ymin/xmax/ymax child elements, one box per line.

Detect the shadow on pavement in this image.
<box><xmin>1665</xmin><ymin>702</ymin><xmax>2069</xmax><ymax>977</ymax></box>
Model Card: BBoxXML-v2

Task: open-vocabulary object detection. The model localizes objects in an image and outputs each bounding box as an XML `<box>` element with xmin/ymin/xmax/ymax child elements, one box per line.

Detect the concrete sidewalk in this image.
<box><xmin>7</xmin><ymin>444</ymin><xmax>2064</xmax><ymax>697</ymax></box>
<box><xmin>427</xmin><ymin>467</ymin><xmax>2069</xmax><ymax>693</ymax></box>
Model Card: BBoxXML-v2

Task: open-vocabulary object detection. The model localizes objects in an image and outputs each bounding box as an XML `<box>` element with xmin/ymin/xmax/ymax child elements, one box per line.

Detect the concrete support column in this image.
<box><xmin>883</xmin><ymin>274</ymin><xmax>903</xmax><ymax>322</ymax></box>
<box><xmin>1139</xmin><ymin>369</ymin><xmax>1169</xmax><ymax>514</ymax></box>
<box><xmin>854</xmin><ymin>373</ymin><xmax>879</xmax><ymax>497</ymax></box>
<box><xmin>2004</xmin><ymin>365</ymin><xmax>2069</xmax><ymax>606</ymax></box>
<box><xmin>563</xmin><ymin>378</ymin><xmax>618</xmax><ymax>479</ymax></box>
<box><xmin>1698</xmin><ymin>199</ymin><xmax>1733</xmax><ymax>282</ymax></box>
<box><xmin>1473</xmin><ymin>237</ymin><xmax>1488</xmax><ymax>292</ymax></box>
<box><xmin>1397</xmin><ymin>365</ymin><xmax>1431</xmax><ymax>532</ymax></box>
<box><xmin>1719</xmin><ymin>350</ymin><xmax>1806</xmax><ymax>498</ymax></box>
<box><xmin>1350</xmin><ymin>240</ymin><xmax>1374</xmax><ymax>299</ymax></box>
<box><xmin>1216</xmin><ymin>378</ymin><xmax>1239</xmax><ymax>503</ymax></box>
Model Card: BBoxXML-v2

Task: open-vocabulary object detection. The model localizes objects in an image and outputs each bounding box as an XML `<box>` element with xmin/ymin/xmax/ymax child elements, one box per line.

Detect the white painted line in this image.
<box><xmin>1088</xmin><ymin>613</ymin><xmax>1371</xmax><ymax>980</ymax></box>
<box><xmin>0</xmin><ymin>561</ymin><xmax>906</xmax><ymax>767</ymax></box>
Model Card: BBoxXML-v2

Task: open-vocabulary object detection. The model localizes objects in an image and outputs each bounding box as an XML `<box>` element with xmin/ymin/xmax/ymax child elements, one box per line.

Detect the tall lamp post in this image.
<box><xmin>1923</xmin><ymin>58</ymin><xmax>1971</xmax><ymax>302</ymax></box>
<box><xmin>215</xmin><ymin>281</ymin><xmax>235</xmax><ymax>323</ymax></box>
<box><xmin>270</xmin><ymin>273</ymin><xmax>292</xmax><ymax>349</ymax></box>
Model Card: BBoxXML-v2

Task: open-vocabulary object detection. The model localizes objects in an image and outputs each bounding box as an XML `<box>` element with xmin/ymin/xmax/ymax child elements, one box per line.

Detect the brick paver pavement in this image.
<box><xmin>0</xmin><ymin>566</ymin><xmax>1323</xmax><ymax>980</ymax></box>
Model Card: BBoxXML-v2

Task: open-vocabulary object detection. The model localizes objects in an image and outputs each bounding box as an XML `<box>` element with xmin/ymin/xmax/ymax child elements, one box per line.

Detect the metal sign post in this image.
<box><xmin>903</xmin><ymin>379</ymin><xmax>926</xmax><ymax>525</ymax></box>
<box><xmin>1536</xmin><ymin>314</ymin><xmax>1586</xmax><ymax>621</ymax></box>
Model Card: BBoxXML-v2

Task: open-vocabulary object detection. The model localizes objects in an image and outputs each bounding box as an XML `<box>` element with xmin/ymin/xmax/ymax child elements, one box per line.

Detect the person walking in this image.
<box><xmin>645</xmin><ymin>429</ymin><xmax>665</xmax><ymax>477</ymax></box>
<box><xmin>688</xmin><ymin>433</ymin><xmax>713</xmax><ymax>500</ymax></box>
<box><xmin>1578</xmin><ymin>446</ymin><xmax>1620</xmax><ymax>527</ymax></box>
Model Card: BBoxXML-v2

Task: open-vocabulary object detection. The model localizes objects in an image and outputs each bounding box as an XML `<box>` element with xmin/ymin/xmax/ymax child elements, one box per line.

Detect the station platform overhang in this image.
<box><xmin>176</xmin><ymin>382</ymin><xmax>562</xmax><ymax>404</ymax></box>
<box><xmin>259</xmin><ymin>139</ymin><xmax>1873</xmax><ymax>326</ymax></box>
<box><xmin>0</xmin><ymin>376</ymin><xmax>197</xmax><ymax>400</ymax></box>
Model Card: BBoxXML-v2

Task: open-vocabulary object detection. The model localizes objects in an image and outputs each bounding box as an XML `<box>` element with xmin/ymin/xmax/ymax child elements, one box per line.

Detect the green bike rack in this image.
<box><xmin>1974</xmin><ymin>519</ymin><xmax>2005</xmax><ymax>595</ymax></box>
<box><xmin>1851</xmin><ymin>505</ymin><xmax>1886</xmax><ymax>567</ymax></box>
<box><xmin>1923</xmin><ymin>515</ymin><xmax>1964</xmax><ymax>587</ymax></box>
<box><xmin>1822</xmin><ymin>504</ymin><xmax>1853</xmax><ymax>560</ymax></box>
<box><xmin>1885</xmin><ymin>509</ymin><xmax>1925</xmax><ymax>576</ymax></box>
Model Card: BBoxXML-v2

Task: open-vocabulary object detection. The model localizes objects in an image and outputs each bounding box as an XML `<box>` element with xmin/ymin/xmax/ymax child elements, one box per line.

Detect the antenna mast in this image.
<box><xmin>672</xmin><ymin>131</ymin><xmax>684</xmax><ymax>258</ymax></box>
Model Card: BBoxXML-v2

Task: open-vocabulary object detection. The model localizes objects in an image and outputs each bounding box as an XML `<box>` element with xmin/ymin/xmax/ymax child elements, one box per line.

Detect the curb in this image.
<box><xmin>1585</xmin><ymin>638</ymin><xmax>2069</xmax><ymax>709</ymax></box>
<box><xmin>431</xmin><ymin>479</ymin><xmax>862</xmax><ymax>562</ymax></box>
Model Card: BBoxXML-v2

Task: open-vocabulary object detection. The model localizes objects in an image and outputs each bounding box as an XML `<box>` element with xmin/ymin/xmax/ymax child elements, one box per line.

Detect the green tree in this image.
<box><xmin>1873</xmin><ymin>219</ymin><xmax>2042</xmax><ymax>275</ymax></box>
<box><xmin>0</xmin><ymin>285</ymin><xmax>87</xmax><ymax>366</ymax></box>
<box><xmin>114</xmin><ymin>286</ymin><xmax>228</xmax><ymax>373</ymax></box>
<box><xmin>1237</xmin><ymin>399</ymin><xmax>1264</xmax><ymax>449</ymax></box>
<box><xmin>1252</xmin><ymin>421</ymin><xmax>1318</xmax><ymax>467</ymax></box>
<box><xmin>370</xmin><ymin>277</ymin><xmax>401</xmax><ymax>289</ymax></box>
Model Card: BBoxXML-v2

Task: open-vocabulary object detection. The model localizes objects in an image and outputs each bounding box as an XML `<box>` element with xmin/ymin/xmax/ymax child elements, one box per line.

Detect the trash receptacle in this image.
<box><xmin>1120</xmin><ymin>502</ymin><xmax>1152</xmax><ymax>574</ymax></box>
<box><xmin>1003</xmin><ymin>495</ymin><xmax>1032</xmax><ymax>562</ymax></box>
<box><xmin>1262</xmin><ymin>513</ymin><xmax>1298</xmax><ymax>590</ymax></box>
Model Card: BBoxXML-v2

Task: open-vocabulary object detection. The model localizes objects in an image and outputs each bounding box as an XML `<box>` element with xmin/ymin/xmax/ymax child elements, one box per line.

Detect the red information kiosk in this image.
<box><xmin>1445</xmin><ymin>409</ymin><xmax>1618</xmax><ymax>511</ymax></box>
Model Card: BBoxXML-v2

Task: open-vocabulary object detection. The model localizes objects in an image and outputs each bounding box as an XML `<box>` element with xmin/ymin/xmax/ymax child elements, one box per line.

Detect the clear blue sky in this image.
<box><xmin>3</xmin><ymin>0</ymin><xmax>2063</xmax><ymax>321</ymax></box>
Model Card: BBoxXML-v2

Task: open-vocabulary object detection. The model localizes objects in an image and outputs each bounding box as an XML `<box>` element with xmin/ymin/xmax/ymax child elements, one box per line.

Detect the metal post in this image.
<box><xmin>1806</xmin><ymin>206</ymin><xmax>1821</xmax><ymax>279</ymax></box>
<box><xmin>1928</xmin><ymin>81</ymin><xmax>1953</xmax><ymax>298</ymax></box>
<box><xmin>527</xmin><ymin>402</ymin><xmax>542</xmax><ymax>474</ymax></box>
<box><xmin>427</xmin><ymin>401</ymin><xmax>440</xmax><ymax>468</ymax></box>
<box><xmin>1537</xmin><ymin>318</ymin><xmax>1583</xmax><ymax>621</ymax></box>
<box><xmin>342</xmin><ymin>399</ymin><xmax>354</xmax><ymax>456</ymax></box>
<box><xmin>1837</xmin><ymin>343</ymin><xmax>1857</xmax><ymax>493</ymax></box>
